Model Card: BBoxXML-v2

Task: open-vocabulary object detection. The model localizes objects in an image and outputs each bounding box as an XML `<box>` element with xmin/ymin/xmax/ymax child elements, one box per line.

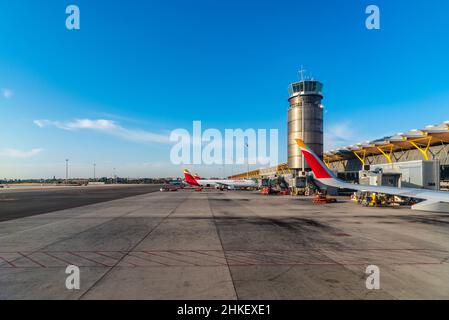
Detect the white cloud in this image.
<box><xmin>0</xmin><ymin>148</ymin><xmax>43</xmax><ymax>158</ymax></box>
<box><xmin>1</xmin><ymin>88</ymin><xmax>14</xmax><ymax>99</ymax></box>
<box><xmin>324</xmin><ymin>122</ymin><xmax>358</xmax><ymax>151</ymax></box>
<box><xmin>34</xmin><ymin>119</ymin><xmax>170</xmax><ymax>144</ymax></box>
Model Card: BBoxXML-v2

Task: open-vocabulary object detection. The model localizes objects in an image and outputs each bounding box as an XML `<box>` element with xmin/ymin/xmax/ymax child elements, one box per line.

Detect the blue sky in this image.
<box><xmin>1</xmin><ymin>0</ymin><xmax>449</xmax><ymax>179</ymax></box>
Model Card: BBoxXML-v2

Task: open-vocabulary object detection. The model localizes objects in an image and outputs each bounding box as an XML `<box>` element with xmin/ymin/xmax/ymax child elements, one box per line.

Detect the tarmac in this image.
<box><xmin>0</xmin><ymin>184</ymin><xmax>161</xmax><ymax>222</ymax></box>
<box><xmin>1</xmin><ymin>188</ymin><xmax>449</xmax><ymax>299</ymax></box>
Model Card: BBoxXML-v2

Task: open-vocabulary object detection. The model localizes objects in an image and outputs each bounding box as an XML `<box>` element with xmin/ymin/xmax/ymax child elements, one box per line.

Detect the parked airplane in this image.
<box><xmin>183</xmin><ymin>170</ymin><xmax>257</xmax><ymax>189</ymax></box>
<box><xmin>295</xmin><ymin>139</ymin><xmax>449</xmax><ymax>213</ymax></box>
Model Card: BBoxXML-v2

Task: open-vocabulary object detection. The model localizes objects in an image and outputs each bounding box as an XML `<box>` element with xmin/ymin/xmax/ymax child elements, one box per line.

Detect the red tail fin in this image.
<box><xmin>184</xmin><ymin>170</ymin><xmax>200</xmax><ymax>186</ymax></box>
<box><xmin>295</xmin><ymin>139</ymin><xmax>334</xmax><ymax>179</ymax></box>
<box><xmin>193</xmin><ymin>173</ymin><xmax>201</xmax><ymax>180</ymax></box>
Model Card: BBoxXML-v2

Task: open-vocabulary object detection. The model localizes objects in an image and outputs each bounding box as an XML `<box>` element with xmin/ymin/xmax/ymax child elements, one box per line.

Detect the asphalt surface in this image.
<box><xmin>0</xmin><ymin>185</ymin><xmax>161</xmax><ymax>222</ymax></box>
<box><xmin>2</xmin><ymin>190</ymin><xmax>449</xmax><ymax>299</ymax></box>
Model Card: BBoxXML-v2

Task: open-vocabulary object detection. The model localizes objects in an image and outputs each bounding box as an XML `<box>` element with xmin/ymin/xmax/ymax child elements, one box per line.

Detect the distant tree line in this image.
<box><xmin>0</xmin><ymin>177</ymin><xmax>180</xmax><ymax>185</ymax></box>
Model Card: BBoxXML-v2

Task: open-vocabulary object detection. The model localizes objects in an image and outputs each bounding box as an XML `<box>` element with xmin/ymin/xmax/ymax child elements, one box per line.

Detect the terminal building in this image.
<box><xmin>230</xmin><ymin>75</ymin><xmax>449</xmax><ymax>190</ymax></box>
<box><xmin>325</xmin><ymin>123</ymin><xmax>449</xmax><ymax>189</ymax></box>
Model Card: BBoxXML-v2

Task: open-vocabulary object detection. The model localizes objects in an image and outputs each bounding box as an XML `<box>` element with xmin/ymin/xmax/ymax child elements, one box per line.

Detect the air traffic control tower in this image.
<box><xmin>287</xmin><ymin>78</ymin><xmax>324</xmax><ymax>175</ymax></box>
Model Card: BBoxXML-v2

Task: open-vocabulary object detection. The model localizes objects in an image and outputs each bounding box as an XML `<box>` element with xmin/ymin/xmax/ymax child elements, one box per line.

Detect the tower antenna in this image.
<box><xmin>298</xmin><ymin>66</ymin><xmax>306</xmax><ymax>81</ymax></box>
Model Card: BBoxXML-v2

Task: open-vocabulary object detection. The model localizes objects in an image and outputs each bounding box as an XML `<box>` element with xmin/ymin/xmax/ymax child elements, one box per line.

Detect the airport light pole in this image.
<box><xmin>65</xmin><ymin>159</ymin><xmax>69</xmax><ymax>184</ymax></box>
<box><xmin>245</xmin><ymin>143</ymin><xmax>249</xmax><ymax>179</ymax></box>
<box><xmin>93</xmin><ymin>163</ymin><xmax>96</xmax><ymax>181</ymax></box>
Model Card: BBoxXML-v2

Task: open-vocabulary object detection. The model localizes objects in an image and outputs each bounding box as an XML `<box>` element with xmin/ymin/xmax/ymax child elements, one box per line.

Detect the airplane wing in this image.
<box><xmin>295</xmin><ymin>139</ymin><xmax>449</xmax><ymax>213</ymax></box>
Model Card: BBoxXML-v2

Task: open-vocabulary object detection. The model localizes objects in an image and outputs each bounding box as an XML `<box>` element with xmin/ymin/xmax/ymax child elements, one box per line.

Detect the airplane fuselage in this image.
<box><xmin>195</xmin><ymin>179</ymin><xmax>257</xmax><ymax>189</ymax></box>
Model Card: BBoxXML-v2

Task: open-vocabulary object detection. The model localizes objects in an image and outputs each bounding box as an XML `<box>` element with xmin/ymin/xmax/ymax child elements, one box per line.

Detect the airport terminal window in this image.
<box><xmin>294</xmin><ymin>83</ymin><xmax>303</xmax><ymax>92</ymax></box>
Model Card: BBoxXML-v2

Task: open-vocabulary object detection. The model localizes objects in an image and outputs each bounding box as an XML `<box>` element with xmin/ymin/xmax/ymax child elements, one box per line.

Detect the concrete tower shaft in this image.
<box><xmin>287</xmin><ymin>80</ymin><xmax>324</xmax><ymax>171</ymax></box>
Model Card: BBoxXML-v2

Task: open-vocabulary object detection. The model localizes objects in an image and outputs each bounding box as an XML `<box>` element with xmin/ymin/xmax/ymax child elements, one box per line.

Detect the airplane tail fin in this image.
<box><xmin>295</xmin><ymin>139</ymin><xmax>336</xmax><ymax>181</ymax></box>
<box><xmin>183</xmin><ymin>169</ymin><xmax>200</xmax><ymax>186</ymax></box>
<box><xmin>193</xmin><ymin>173</ymin><xmax>201</xmax><ymax>180</ymax></box>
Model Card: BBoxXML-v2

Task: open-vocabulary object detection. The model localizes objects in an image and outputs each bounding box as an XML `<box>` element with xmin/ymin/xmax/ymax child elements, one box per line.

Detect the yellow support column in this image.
<box><xmin>408</xmin><ymin>137</ymin><xmax>432</xmax><ymax>160</ymax></box>
<box><xmin>376</xmin><ymin>144</ymin><xmax>394</xmax><ymax>163</ymax></box>
<box><xmin>353</xmin><ymin>150</ymin><xmax>367</xmax><ymax>166</ymax></box>
<box><xmin>323</xmin><ymin>157</ymin><xmax>331</xmax><ymax>169</ymax></box>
